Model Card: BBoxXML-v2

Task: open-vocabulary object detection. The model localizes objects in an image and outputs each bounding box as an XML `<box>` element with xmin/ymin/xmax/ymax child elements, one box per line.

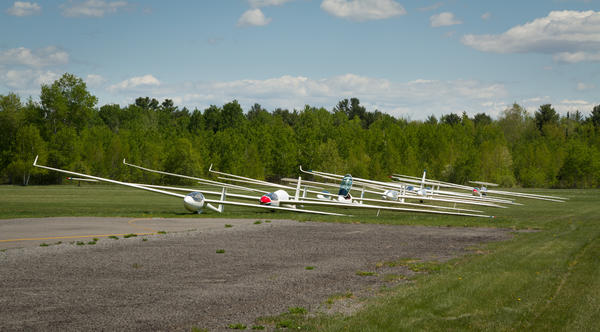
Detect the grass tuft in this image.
<box><xmin>254</xmin><ymin>220</ymin><xmax>262</xmax><ymax>225</ymax></box>
<box><xmin>225</xmin><ymin>224</ymin><xmax>233</xmax><ymax>228</ymax></box>
<box><xmin>356</xmin><ymin>270</ymin><xmax>377</xmax><ymax>277</ymax></box>
<box><xmin>39</xmin><ymin>243</ymin><xmax>49</xmax><ymax>247</ymax></box>
<box><xmin>288</xmin><ymin>307</ymin><xmax>307</xmax><ymax>315</ymax></box>
<box><xmin>251</xmin><ymin>325</ymin><xmax>265</xmax><ymax>330</ymax></box>
<box><xmin>227</xmin><ymin>323</ymin><xmax>246</xmax><ymax>329</ymax></box>
<box><xmin>124</xmin><ymin>233</ymin><xmax>137</xmax><ymax>238</ymax></box>
<box><xmin>216</xmin><ymin>249</ymin><xmax>225</xmax><ymax>254</ymax></box>
<box><xmin>190</xmin><ymin>327</ymin><xmax>208</xmax><ymax>332</ymax></box>
<box><xmin>326</xmin><ymin>292</ymin><xmax>354</xmax><ymax>305</ymax></box>
<box><xmin>305</xmin><ymin>266</ymin><xmax>315</xmax><ymax>270</ymax></box>
<box><xmin>157</xmin><ymin>231</ymin><xmax>167</xmax><ymax>234</ymax></box>
<box><xmin>108</xmin><ymin>235</ymin><xmax>119</xmax><ymax>240</ymax></box>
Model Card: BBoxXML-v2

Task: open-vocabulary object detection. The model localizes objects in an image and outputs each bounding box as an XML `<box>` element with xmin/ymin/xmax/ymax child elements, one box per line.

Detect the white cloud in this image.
<box><xmin>462</xmin><ymin>10</ymin><xmax>600</xmax><ymax>63</ymax></box>
<box><xmin>237</xmin><ymin>8</ymin><xmax>272</xmax><ymax>27</ymax></box>
<box><xmin>0</xmin><ymin>46</ymin><xmax>69</xmax><ymax>68</ymax></box>
<box><xmin>556</xmin><ymin>99</ymin><xmax>595</xmax><ymax>113</ymax></box>
<box><xmin>108</xmin><ymin>74</ymin><xmax>160</xmax><ymax>92</ymax></box>
<box><xmin>5</xmin><ymin>1</ymin><xmax>41</xmax><ymax>16</ymax></box>
<box><xmin>320</xmin><ymin>0</ymin><xmax>406</xmax><ymax>22</ymax></box>
<box><xmin>553</xmin><ymin>51</ymin><xmax>600</xmax><ymax>63</ymax></box>
<box><xmin>249</xmin><ymin>0</ymin><xmax>293</xmax><ymax>7</ymax></box>
<box><xmin>577</xmin><ymin>82</ymin><xmax>595</xmax><ymax>91</ymax></box>
<box><xmin>430</xmin><ymin>12</ymin><xmax>462</xmax><ymax>27</ymax></box>
<box><xmin>417</xmin><ymin>2</ymin><xmax>442</xmax><ymax>12</ymax></box>
<box><xmin>481</xmin><ymin>12</ymin><xmax>491</xmax><ymax>20</ymax></box>
<box><xmin>0</xmin><ymin>69</ymin><xmax>60</xmax><ymax>92</ymax></box>
<box><xmin>85</xmin><ymin>74</ymin><xmax>106</xmax><ymax>87</ymax></box>
<box><xmin>123</xmin><ymin>74</ymin><xmax>508</xmax><ymax>119</ymax></box>
<box><xmin>61</xmin><ymin>0</ymin><xmax>128</xmax><ymax>18</ymax></box>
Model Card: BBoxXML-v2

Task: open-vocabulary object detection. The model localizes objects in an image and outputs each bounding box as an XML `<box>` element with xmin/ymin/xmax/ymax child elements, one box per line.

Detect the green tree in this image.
<box><xmin>534</xmin><ymin>104</ymin><xmax>559</xmax><ymax>133</ymax></box>
<box><xmin>4</xmin><ymin>125</ymin><xmax>47</xmax><ymax>185</ymax></box>
<box><xmin>40</xmin><ymin>73</ymin><xmax>98</xmax><ymax>134</ymax></box>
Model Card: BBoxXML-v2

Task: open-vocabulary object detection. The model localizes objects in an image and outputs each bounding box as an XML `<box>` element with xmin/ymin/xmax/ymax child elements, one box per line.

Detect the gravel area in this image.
<box><xmin>0</xmin><ymin>218</ymin><xmax>512</xmax><ymax>331</ymax></box>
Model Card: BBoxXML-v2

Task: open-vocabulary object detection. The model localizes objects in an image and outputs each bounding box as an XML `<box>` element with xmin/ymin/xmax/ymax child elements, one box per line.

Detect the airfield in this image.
<box><xmin>1</xmin><ymin>185</ymin><xmax>599</xmax><ymax>331</ymax></box>
<box><xmin>0</xmin><ymin>217</ymin><xmax>511</xmax><ymax>330</ymax></box>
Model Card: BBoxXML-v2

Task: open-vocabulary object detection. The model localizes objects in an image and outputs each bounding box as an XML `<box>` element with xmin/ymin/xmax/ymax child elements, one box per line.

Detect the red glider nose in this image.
<box><xmin>260</xmin><ymin>195</ymin><xmax>271</xmax><ymax>205</ymax></box>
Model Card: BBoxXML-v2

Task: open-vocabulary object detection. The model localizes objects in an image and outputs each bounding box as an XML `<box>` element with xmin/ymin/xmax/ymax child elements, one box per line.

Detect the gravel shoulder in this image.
<box><xmin>0</xmin><ymin>218</ymin><xmax>512</xmax><ymax>331</ymax></box>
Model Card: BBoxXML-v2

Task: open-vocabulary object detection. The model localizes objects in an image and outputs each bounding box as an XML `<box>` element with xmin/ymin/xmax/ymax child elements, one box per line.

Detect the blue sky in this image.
<box><xmin>1</xmin><ymin>0</ymin><xmax>599</xmax><ymax>119</ymax></box>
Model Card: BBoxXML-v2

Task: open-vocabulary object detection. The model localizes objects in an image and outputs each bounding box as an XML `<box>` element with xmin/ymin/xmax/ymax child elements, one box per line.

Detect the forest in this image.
<box><xmin>1</xmin><ymin>73</ymin><xmax>599</xmax><ymax>188</ymax></box>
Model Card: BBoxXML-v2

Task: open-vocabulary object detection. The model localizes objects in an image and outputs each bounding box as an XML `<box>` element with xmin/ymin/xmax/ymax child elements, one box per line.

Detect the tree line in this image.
<box><xmin>1</xmin><ymin>73</ymin><xmax>599</xmax><ymax>188</ymax></box>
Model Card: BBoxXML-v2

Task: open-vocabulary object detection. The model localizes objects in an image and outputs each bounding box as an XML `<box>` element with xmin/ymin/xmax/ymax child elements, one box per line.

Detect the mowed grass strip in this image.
<box><xmin>257</xmin><ymin>189</ymin><xmax>600</xmax><ymax>331</ymax></box>
<box><xmin>2</xmin><ymin>185</ymin><xmax>599</xmax><ymax>330</ymax></box>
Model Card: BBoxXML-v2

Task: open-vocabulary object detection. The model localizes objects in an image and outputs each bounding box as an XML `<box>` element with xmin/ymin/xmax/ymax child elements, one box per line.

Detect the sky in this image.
<box><xmin>1</xmin><ymin>0</ymin><xmax>599</xmax><ymax>119</ymax></box>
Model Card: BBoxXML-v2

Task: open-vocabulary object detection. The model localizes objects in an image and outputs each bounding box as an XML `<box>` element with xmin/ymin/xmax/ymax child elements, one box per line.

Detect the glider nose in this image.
<box><xmin>260</xmin><ymin>195</ymin><xmax>271</xmax><ymax>205</ymax></box>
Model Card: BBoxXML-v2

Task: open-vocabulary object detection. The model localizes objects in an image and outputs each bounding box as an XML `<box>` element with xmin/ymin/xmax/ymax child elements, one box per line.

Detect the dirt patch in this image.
<box><xmin>0</xmin><ymin>219</ymin><xmax>511</xmax><ymax>331</ymax></box>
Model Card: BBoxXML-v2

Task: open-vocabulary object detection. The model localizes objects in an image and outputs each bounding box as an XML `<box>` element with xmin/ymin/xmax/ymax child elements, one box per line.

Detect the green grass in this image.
<box><xmin>305</xmin><ymin>266</ymin><xmax>315</xmax><ymax>270</ymax></box>
<box><xmin>1</xmin><ymin>184</ymin><xmax>599</xmax><ymax>331</ymax></box>
<box><xmin>227</xmin><ymin>323</ymin><xmax>246</xmax><ymax>329</ymax></box>
<box><xmin>326</xmin><ymin>292</ymin><xmax>354</xmax><ymax>305</ymax></box>
<box><xmin>265</xmin><ymin>189</ymin><xmax>600</xmax><ymax>331</ymax></box>
<box><xmin>216</xmin><ymin>249</ymin><xmax>225</xmax><ymax>254</ymax></box>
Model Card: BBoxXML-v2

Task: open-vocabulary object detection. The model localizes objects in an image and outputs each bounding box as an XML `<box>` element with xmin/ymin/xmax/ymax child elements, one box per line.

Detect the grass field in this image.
<box><xmin>1</xmin><ymin>184</ymin><xmax>599</xmax><ymax>331</ymax></box>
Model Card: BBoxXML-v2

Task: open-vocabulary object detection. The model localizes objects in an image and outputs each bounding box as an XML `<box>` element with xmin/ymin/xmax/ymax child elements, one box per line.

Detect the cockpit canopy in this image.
<box><xmin>338</xmin><ymin>174</ymin><xmax>353</xmax><ymax>196</ymax></box>
<box><xmin>184</xmin><ymin>191</ymin><xmax>206</xmax><ymax>212</ymax></box>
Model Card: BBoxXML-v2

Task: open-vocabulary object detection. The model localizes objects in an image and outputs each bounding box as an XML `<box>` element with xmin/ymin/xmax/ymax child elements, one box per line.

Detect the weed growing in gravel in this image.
<box><xmin>157</xmin><ymin>231</ymin><xmax>167</xmax><ymax>234</ymax></box>
<box><xmin>93</xmin><ymin>238</ymin><xmax>99</xmax><ymax>242</ymax></box>
<box><xmin>132</xmin><ymin>263</ymin><xmax>142</xmax><ymax>269</ymax></box>
<box><xmin>87</xmin><ymin>241</ymin><xmax>96</xmax><ymax>245</ymax></box>
<box><xmin>251</xmin><ymin>325</ymin><xmax>265</xmax><ymax>330</ymax></box>
<box><xmin>216</xmin><ymin>249</ymin><xmax>225</xmax><ymax>254</ymax></box>
<box><xmin>39</xmin><ymin>243</ymin><xmax>49</xmax><ymax>247</ymax></box>
<box><xmin>288</xmin><ymin>307</ymin><xmax>307</xmax><ymax>315</ymax></box>
<box><xmin>254</xmin><ymin>220</ymin><xmax>262</xmax><ymax>225</ymax></box>
<box><xmin>227</xmin><ymin>323</ymin><xmax>246</xmax><ymax>329</ymax></box>
<box><xmin>383</xmin><ymin>273</ymin><xmax>406</xmax><ymax>282</ymax></box>
<box><xmin>142</xmin><ymin>238</ymin><xmax>148</xmax><ymax>242</ymax></box>
<box><xmin>190</xmin><ymin>326</ymin><xmax>208</xmax><ymax>332</ymax></box>
<box><xmin>76</xmin><ymin>241</ymin><xmax>85</xmax><ymax>245</ymax></box>
<box><xmin>356</xmin><ymin>271</ymin><xmax>377</xmax><ymax>277</ymax></box>
<box><xmin>305</xmin><ymin>266</ymin><xmax>315</xmax><ymax>270</ymax></box>
<box><xmin>55</xmin><ymin>241</ymin><xmax>62</xmax><ymax>245</ymax></box>
<box><xmin>109</xmin><ymin>235</ymin><xmax>119</xmax><ymax>240</ymax></box>
<box><xmin>276</xmin><ymin>320</ymin><xmax>296</xmax><ymax>329</ymax></box>
<box><xmin>382</xmin><ymin>258</ymin><xmax>441</xmax><ymax>273</ymax></box>
<box><xmin>326</xmin><ymin>292</ymin><xmax>354</xmax><ymax>305</ymax></box>
<box><xmin>124</xmin><ymin>233</ymin><xmax>137</xmax><ymax>238</ymax></box>
<box><xmin>225</xmin><ymin>224</ymin><xmax>233</xmax><ymax>228</ymax></box>
<box><xmin>264</xmin><ymin>220</ymin><xmax>271</xmax><ymax>223</ymax></box>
